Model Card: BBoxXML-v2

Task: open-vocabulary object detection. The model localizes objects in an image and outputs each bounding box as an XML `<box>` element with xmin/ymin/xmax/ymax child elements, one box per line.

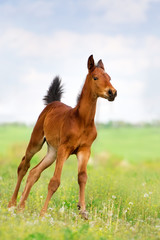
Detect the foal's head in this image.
<box><xmin>87</xmin><ymin>55</ymin><xmax>117</xmax><ymax>101</ymax></box>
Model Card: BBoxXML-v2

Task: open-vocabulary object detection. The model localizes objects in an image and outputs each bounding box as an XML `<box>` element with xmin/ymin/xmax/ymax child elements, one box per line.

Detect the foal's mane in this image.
<box><xmin>43</xmin><ymin>61</ymin><xmax>103</xmax><ymax>106</ymax></box>
<box><xmin>76</xmin><ymin>63</ymin><xmax>101</xmax><ymax>104</ymax></box>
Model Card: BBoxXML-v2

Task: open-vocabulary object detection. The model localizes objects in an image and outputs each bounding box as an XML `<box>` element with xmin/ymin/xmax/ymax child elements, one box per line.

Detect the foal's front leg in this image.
<box><xmin>77</xmin><ymin>147</ymin><xmax>90</xmax><ymax>220</ymax></box>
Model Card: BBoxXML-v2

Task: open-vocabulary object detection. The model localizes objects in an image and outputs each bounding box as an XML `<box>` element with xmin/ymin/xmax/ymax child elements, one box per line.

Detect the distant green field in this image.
<box><xmin>93</xmin><ymin>126</ymin><xmax>160</xmax><ymax>163</ymax></box>
<box><xmin>0</xmin><ymin>124</ymin><xmax>160</xmax><ymax>240</ymax></box>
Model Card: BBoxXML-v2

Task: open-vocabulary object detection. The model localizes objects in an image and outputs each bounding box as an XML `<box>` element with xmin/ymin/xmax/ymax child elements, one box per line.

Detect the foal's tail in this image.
<box><xmin>43</xmin><ymin>76</ymin><xmax>64</xmax><ymax>105</ymax></box>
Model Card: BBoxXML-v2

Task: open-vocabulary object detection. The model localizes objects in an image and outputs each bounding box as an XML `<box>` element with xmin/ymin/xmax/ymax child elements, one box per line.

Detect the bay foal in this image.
<box><xmin>8</xmin><ymin>55</ymin><xmax>117</xmax><ymax>219</ymax></box>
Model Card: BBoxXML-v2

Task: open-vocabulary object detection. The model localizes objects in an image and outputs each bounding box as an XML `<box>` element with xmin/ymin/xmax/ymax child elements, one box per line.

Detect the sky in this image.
<box><xmin>0</xmin><ymin>0</ymin><xmax>160</xmax><ymax>124</ymax></box>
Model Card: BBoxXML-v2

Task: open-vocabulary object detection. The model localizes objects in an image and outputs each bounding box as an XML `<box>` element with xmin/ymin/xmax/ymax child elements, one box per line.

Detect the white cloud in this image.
<box><xmin>0</xmin><ymin>28</ymin><xmax>160</xmax><ymax>123</ymax></box>
<box><xmin>1</xmin><ymin>28</ymin><xmax>159</xmax><ymax>70</ymax></box>
<box><xmin>22</xmin><ymin>69</ymin><xmax>52</xmax><ymax>85</ymax></box>
<box><xmin>0</xmin><ymin>0</ymin><xmax>55</xmax><ymax>18</ymax></box>
<box><xmin>0</xmin><ymin>29</ymin><xmax>79</xmax><ymax>58</ymax></box>
<box><xmin>23</xmin><ymin>0</ymin><xmax>55</xmax><ymax>17</ymax></box>
<box><xmin>0</xmin><ymin>0</ymin><xmax>159</xmax><ymax>124</ymax></box>
<box><xmin>85</xmin><ymin>0</ymin><xmax>157</xmax><ymax>24</ymax></box>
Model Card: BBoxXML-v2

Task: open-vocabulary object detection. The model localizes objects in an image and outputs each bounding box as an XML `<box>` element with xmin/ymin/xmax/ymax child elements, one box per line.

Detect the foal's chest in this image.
<box><xmin>78</xmin><ymin>125</ymin><xmax>97</xmax><ymax>146</ymax></box>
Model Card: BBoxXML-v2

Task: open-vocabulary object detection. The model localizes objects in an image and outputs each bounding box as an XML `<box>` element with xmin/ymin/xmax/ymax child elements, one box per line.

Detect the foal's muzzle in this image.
<box><xmin>108</xmin><ymin>89</ymin><xmax>117</xmax><ymax>101</ymax></box>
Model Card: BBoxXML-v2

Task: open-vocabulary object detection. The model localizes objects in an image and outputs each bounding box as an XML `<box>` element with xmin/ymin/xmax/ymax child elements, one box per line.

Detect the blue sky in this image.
<box><xmin>0</xmin><ymin>0</ymin><xmax>160</xmax><ymax>123</ymax></box>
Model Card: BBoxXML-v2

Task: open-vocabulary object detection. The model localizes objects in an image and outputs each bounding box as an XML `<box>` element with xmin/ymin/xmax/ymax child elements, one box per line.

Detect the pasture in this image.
<box><xmin>0</xmin><ymin>124</ymin><xmax>160</xmax><ymax>239</ymax></box>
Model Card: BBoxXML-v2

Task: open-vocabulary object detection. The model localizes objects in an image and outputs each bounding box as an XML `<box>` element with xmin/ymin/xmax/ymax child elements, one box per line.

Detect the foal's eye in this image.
<box><xmin>93</xmin><ymin>77</ymin><xmax>98</xmax><ymax>80</ymax></box>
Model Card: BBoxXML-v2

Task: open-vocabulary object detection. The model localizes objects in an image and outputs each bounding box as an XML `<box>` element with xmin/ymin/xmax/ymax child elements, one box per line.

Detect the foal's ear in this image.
<box><xmin>88</xmin><ymin>55</ymin><xmax>95</xmax><ymax>72</ymax></box>
<box><xmin>97</xmin><ymin>59</ymin><xmax>105</xmax><ymax>70</ymax></box>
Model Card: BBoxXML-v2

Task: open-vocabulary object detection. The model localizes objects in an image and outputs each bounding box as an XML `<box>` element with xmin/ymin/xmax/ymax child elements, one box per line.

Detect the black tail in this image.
<box><xmin>43</xmin><ymin>76</ymin><xmax>63</xmax><ymax>105</ymax></box>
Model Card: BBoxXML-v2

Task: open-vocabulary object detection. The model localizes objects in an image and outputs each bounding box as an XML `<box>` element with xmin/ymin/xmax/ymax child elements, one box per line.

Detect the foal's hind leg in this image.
<box><xmin>18</xmin><ymin>145</ymin><xmax>57</xmax><ymax>210</ymax></box>
<box><xmin>40</xmin><ymin>145</ymin><xmax>70</xmax><ymax>216</ymax></box>
<box><xmin>8</xmin><ymin>129</ymin><xmax>44</xmax><ymax>208</ymax></box>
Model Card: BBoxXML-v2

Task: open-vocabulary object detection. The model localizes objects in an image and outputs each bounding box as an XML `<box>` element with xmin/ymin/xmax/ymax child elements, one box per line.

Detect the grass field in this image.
<box><xmin>0</xmin><ymin>124</ymin><xmax>160</xmax><ymax>240</ymax></box>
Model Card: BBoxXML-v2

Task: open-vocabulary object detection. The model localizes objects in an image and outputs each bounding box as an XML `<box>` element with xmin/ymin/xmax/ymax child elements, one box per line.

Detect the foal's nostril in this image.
<box><xmin>108</xmin><ymin>89</ymin><xmax>113</xmax><ymax>96</ymax></box>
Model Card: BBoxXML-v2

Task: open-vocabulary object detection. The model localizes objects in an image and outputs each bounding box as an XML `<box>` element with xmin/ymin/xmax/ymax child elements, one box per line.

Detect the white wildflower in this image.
<box><xmin>41</xmin><ymin>216</ymin><xmax>46</xmax><ymax>221</ymax></box>
<box><xmin>142</xmin><ymin>182</ymin><xmax>146</xmax><ymax>187</ymax></box>
<box><xmin>112</xmin><ymin>195</ymin><xmax>116</xmax><ymax>199</ymax></box>
<box><xmin>42</xmin><ymin>213</ymin><xmax>51</xmax><ymax>218</ymax></box>
<box><xmin>50</xmin><ymin>217</ymin><xmax>54</xmax><ymax>225</ymax></box>
<box><xmin>102</xmin><ymin>203</ymin><xmax>107</xmax><ymax>210</ymax></box>
<box><xmin>26</xmin><ymin>221</ymin><xmax>33</xmax><ymax>226</ymax></box>
<box><xmin>155</xmin><ymin>225</ymin><xmax>160</xmax><ymax>228</ymax></box>
<box><xmin>71</xmin><ymin>212</ymin><xmax>77</xmax><ymax>217</ymax></box>
<box><xmin>107</xmin><ymin>211</ymin><xmax>113</xmax><ymax>217</ymax></box>
<box><xmin>48</xmin><ymin>207</ymin><xmax>54</xmax><ymax>211</ymax></box>
<box><xmin>129</xmin><ymin>202</ymin><xmax>133</xmax><ymax>205</ymax></box>
<box><xmin>32</xmin><ymin>212</ymin><xmax>38</xmax><ymax>218</ymax></box>
<box><xmin>139</xmin><ymin>220</ymin><xmax>144</xmax><ymax>223</ymax></box>
<box><xmin>59</xmin><ymin>205</ymin><xmax>65</xmax><ymax>214</ymax></box>
<box><xmin>8</xmin><ymin>206</ymin><xmax>16</xmax><ymax>214</ymax></box>
<box><xmin>130</xmin><ymin>227</ymin><xmax>135</xmax><ymax>232</ymax></box>
<box><xmin>33</xmin><ymin>220</ymin><xmax>39</xmax><ymax>225</ymax></box>
<box><xmin>149</xmin><ymin>192</ymin><xmax>152</xmax><ymax>195</ymax></box>
<box><xmin>89</xmin><ymin>221</ymin><xmax>95</xmax><ymax>227</ymax></box>
<box><xmin>144</xmin><ymin>193</ymin><xmax>149</xmax><ymax>198</ymax></box>
<box><xmin>40</xmin><ymin>195</ymin><xmax>43</xmax><ymax>199</ymax></box>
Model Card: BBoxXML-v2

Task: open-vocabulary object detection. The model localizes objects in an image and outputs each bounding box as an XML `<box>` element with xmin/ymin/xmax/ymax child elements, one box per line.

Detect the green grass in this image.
<box><xmin>0</xmin><ymin>124</ymin><xmax>160</xmax><ymax>240</ymax></box>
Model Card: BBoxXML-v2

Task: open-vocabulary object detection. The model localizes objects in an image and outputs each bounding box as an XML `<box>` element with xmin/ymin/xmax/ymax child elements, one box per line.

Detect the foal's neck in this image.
<box><xmin>75</xmin><ymin>75</ymin><xmax>97</xmax><ymax>125</ymax></box>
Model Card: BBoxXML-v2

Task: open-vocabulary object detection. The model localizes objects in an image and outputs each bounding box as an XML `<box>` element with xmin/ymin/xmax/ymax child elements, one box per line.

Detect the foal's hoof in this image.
<box><xmin>77</xmin><ymin>204</ymin><xmax>81</xmax><ymax>210</ymax></box>
<box><xmin>40</xmin><ymin>208</ymin><xmax>46</xmax><ymax>217</ymax></box>
<box><xmin>8</xmin><ymin>200</ymin><xmax>16</xmax><ymax>208</ymax></box>
<box><xmin>80</xmin><ymin>210</ymin><xmax>89</xmax><ymax>220</ymax></box>
<box><xmin>17</xmin><ymin>204</ymin><xmax>25</xmax><ymax>213</ymax></box>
